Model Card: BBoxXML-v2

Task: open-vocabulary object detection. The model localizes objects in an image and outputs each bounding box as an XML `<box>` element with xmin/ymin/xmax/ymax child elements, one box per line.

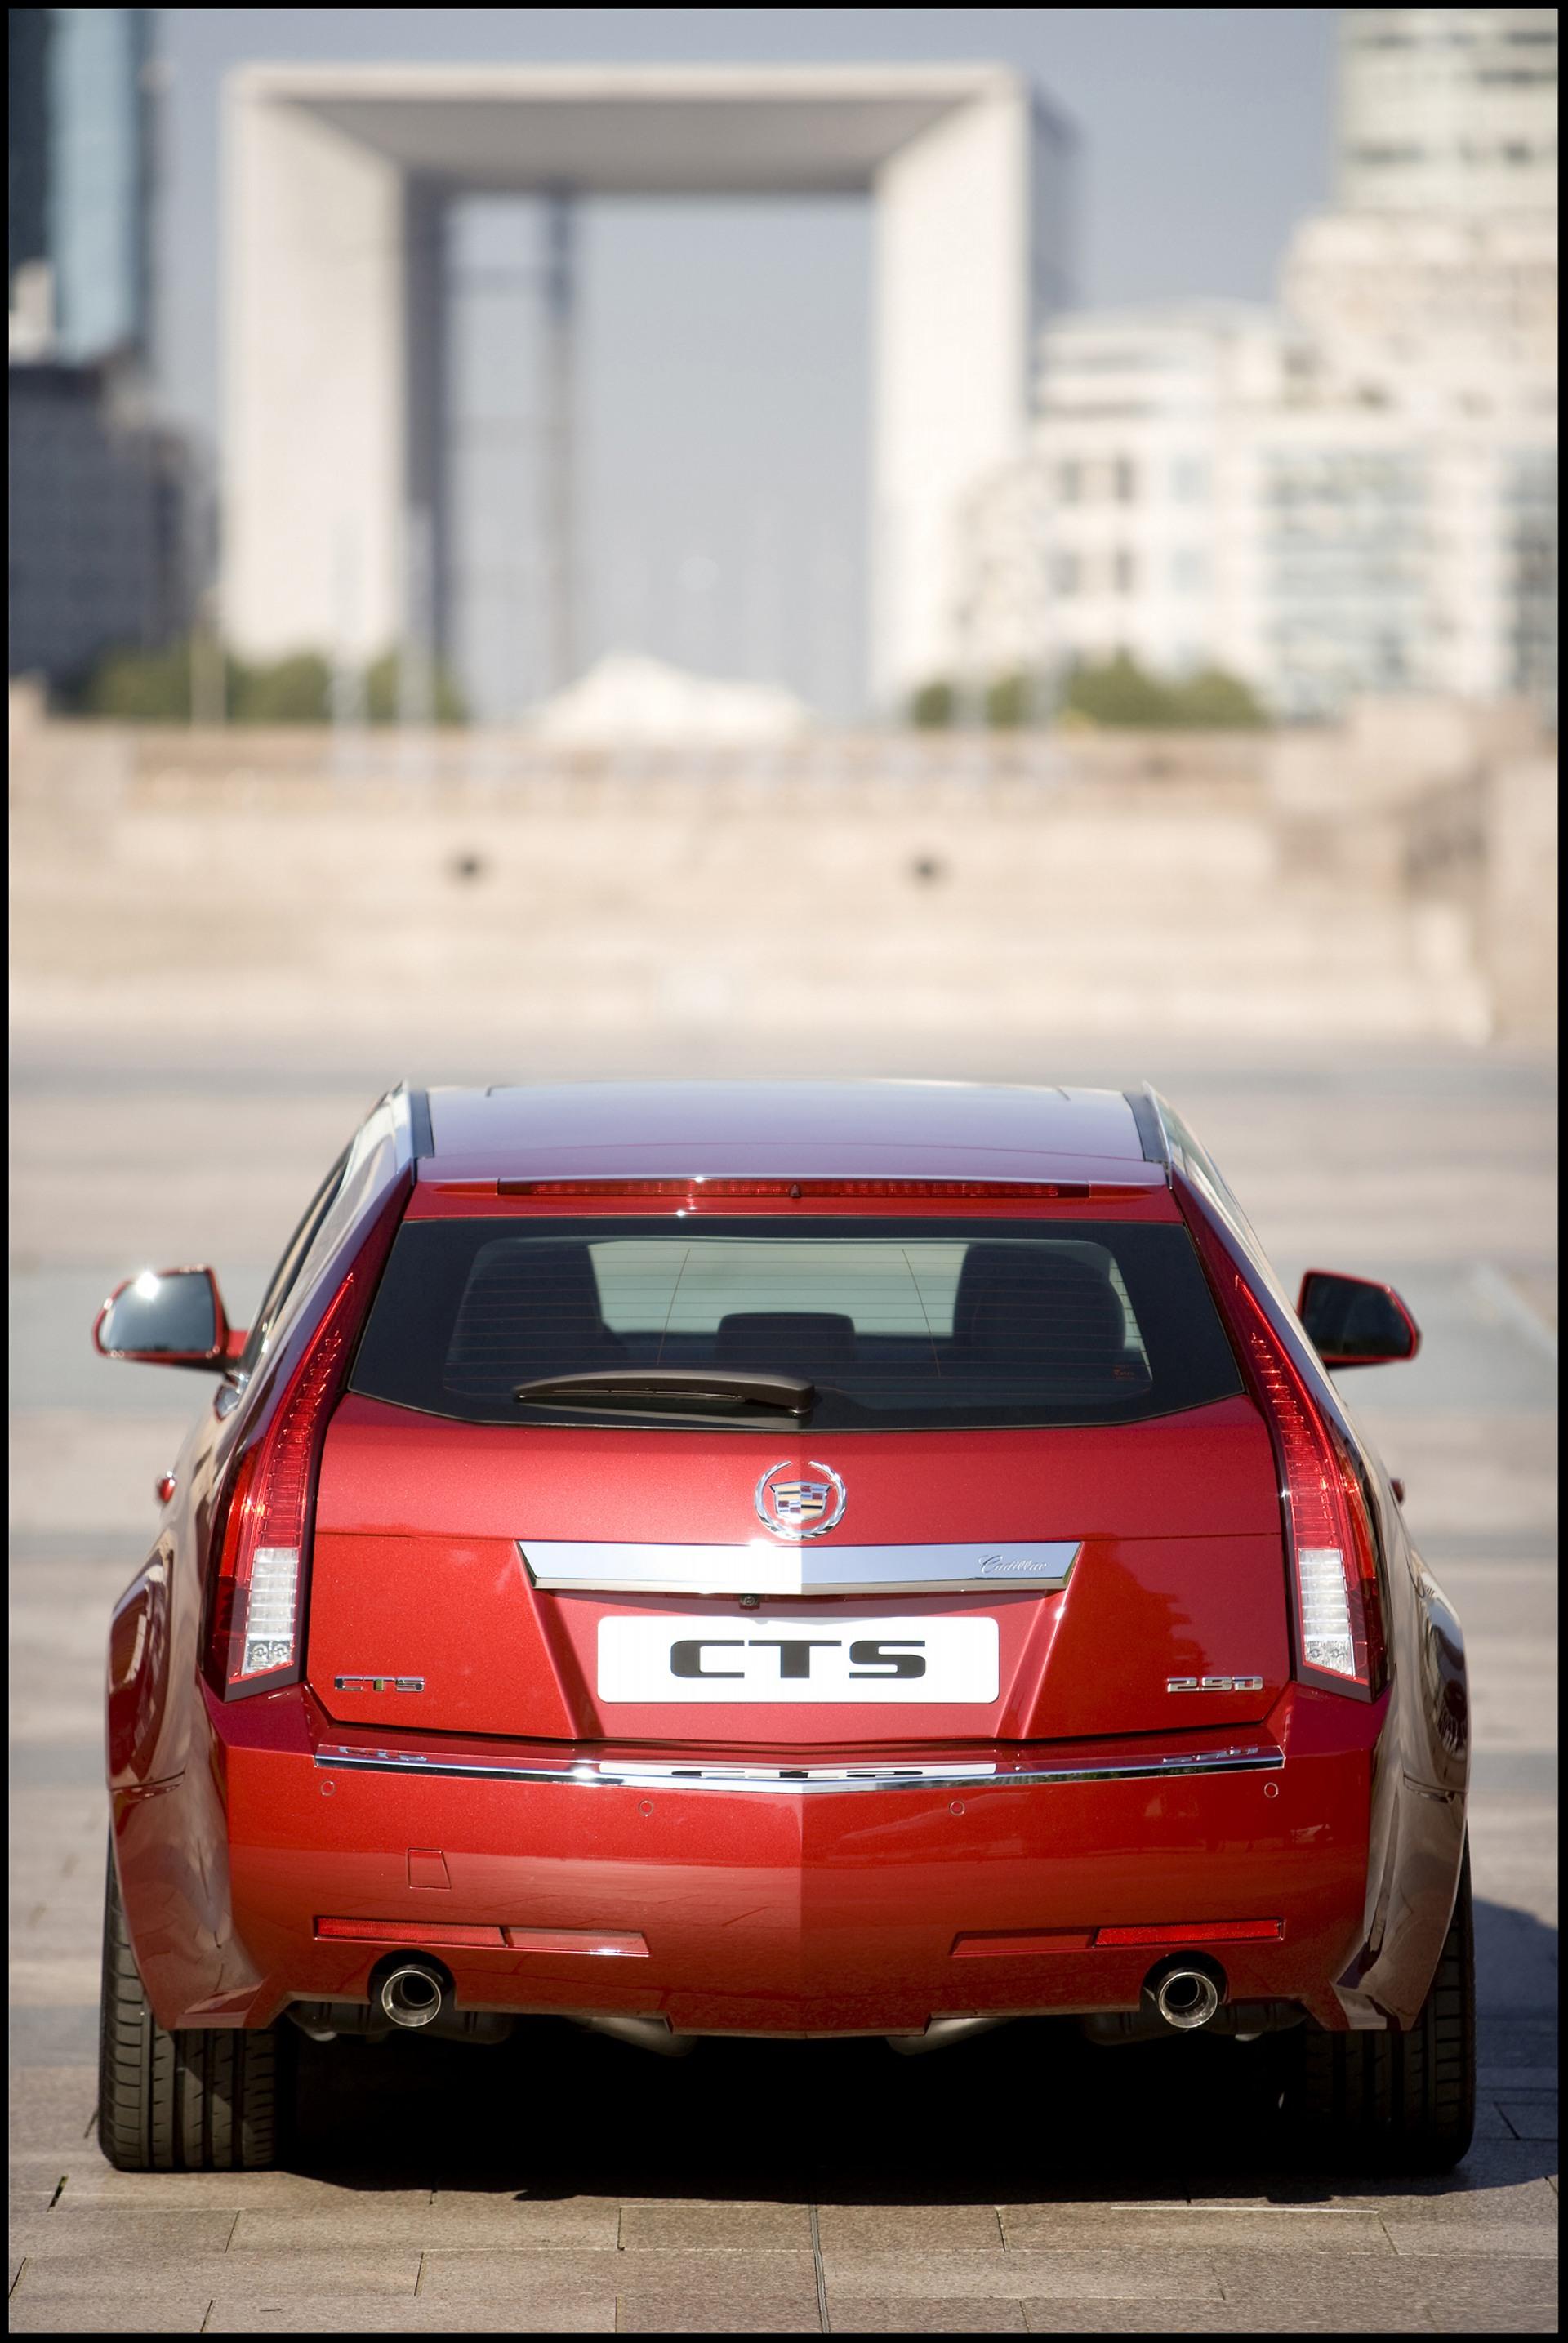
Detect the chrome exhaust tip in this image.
<box><xmin>376</xmin><ymin>1959</ymin><xmax>450</xmax><ymax>2030</ymax></box>
<box><xmin>1152</xmin><ymin>1964</ymin><xmax>1223</xmax><ymax>2032</ymax></box>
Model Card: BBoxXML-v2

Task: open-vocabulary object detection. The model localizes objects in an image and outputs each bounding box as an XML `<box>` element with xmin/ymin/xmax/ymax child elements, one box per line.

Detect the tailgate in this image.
<box><xmin>307</xmin><ymin>1392</ymin><xmax>1290</xmax><ymax>1744</ymax></box>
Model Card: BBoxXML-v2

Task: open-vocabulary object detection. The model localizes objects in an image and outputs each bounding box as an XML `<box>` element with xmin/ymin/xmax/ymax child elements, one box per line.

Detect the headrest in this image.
<box><xmin>445</xmin><ymin>1240</ymin><xmax>616</xmax><ymax>1392</ymax></box>
<box><xmin>714</xmin><ymin>1312</ymin><xmax>858</xmax><ymax>1371</ymax></box>
<box><xmin>953</xmin><ymin>1245</ymin><xmax>1127</xmax><ymax>1364</ymax></box>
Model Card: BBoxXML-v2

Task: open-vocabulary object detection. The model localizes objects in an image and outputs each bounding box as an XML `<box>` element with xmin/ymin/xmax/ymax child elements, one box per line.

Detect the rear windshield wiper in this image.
<box><xmin>513</xmin><ymin>1368</ymin><xmax>815</xmax><ymax>1420</ymax></box>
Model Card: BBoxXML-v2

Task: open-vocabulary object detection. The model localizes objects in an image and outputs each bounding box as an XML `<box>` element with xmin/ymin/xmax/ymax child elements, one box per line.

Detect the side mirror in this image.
<box><xmin>1297</xmin><ymin>1269</ymin><xmax>1420</xmax><ymax>1367</ymax></box>
<box><xmin>93</xmin><ymin>1268</ymin><xmax>246</xmax><ymax>1370</ymax></box>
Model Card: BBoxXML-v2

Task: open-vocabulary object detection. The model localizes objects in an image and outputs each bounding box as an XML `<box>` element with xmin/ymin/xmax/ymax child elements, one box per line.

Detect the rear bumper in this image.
<box><xmin>114</xmin><ymin>1681</ymin><xmax>1414</xmax><ymax>2036</ymax></box>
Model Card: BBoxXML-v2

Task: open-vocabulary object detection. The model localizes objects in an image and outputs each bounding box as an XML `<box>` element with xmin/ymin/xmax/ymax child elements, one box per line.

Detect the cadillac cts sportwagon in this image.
<box><xmin>98</xmin><ymin>1082</ymin><xmax>1472</xmax><ymax>2172</ymax></box>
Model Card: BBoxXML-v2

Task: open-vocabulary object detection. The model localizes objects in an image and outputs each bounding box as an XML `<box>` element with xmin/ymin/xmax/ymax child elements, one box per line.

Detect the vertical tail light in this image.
<box><xmin>1224</xmin><ymin>1268</ymin><xmax>1387</xmax><ymax>1696</ymax></box>
<box><xmin>1187</xmin><ymin>1226</ymin><xmax>1387</xmax><ymax>1697</ymax></box>
<box><xmin>204</xmin><ymin>1276</ymin><xmax>357</xmax><ymax>1698</ymax></box>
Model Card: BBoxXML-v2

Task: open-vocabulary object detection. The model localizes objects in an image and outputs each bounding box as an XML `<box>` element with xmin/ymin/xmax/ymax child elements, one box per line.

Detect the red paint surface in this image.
<box><xmin>114</xmin><ymin>1677</ymin><xmax>1377</xmax><ymax>2036</ymax></box>
<box><xmin>309</xmin><ymin>1394</ymin><xmax>1287</xmax><ymax>1744</ymax></box>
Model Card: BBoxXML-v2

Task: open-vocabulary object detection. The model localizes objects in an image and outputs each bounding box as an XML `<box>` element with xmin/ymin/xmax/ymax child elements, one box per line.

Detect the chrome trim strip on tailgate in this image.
<box><xmin>517</xmin><ymin>1539</ymin><xmax>1080</xmax><ymax>1597</ymax></box>
<box><xmin>313</xmin><ymin>1744</ymin><xmax>1283</xmax><ymax>1795</ymax></box>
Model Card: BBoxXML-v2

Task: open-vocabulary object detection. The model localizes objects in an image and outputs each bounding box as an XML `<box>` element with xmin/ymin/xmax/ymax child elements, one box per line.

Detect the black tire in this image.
<box><xmin>1285</xmin><ymin>1838</ymin><xmax>1476</xmax><ymax>2173</ymax></box>
<box><xmin>99</xmin><ymin>1837</ymin><xmax>287</xmax><ymax>2171</ymax></box>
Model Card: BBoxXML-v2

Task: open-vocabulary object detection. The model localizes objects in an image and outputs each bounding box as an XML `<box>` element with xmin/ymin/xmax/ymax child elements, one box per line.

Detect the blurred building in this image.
<box><xmin>1281</xmin><ymin>9</ymin><xmax>1557</xmax><ymax>439</ymax></box>
<box><xmin>1272</xmin><ymin>6</ymin><xmax>1557</xmax><ymax>717</ymax></box>
<box><xmin>8</xmin><ymin>362</ymin><xmax>191</xmax><ymax>685</ymax></box>
<box><xmin>221</xmin><ymin>64</ymin><xmax>1074</xmax><ymax>718</ymax></box>
<box><xmin>1333</xmin><ymin>6</ymin><xmax>1557</xmax><ymax>216</ymax></box>
<box><xmin>952</xmin><ymin>7</ymin><xmax>1557</xmax><ymax>723</ymax></box>
<box><xmin>8</xmin><ymin>8</ymin><xmax>194</xmax><ymax>690</ymax></box>
<box><xmin>8</xmin><ymin>6</ymin><xmax>154</xmax><ymax>366</ymax></box>
<box><xmin>956</xmin><ymin>305</ymin><xmax>1284</xmax><ymax>690</ymax></box>
<box><xmin>9</xmin><ymin>11</ymin><xmax>51</xmax><ymax>330</ymax></box>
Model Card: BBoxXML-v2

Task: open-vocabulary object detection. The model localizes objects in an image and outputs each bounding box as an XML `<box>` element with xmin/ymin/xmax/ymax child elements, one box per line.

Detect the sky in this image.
<box><xmin>154</xmin><ymin>9</ymin><xmax>1340</xmax><ymax>715</ymax></box>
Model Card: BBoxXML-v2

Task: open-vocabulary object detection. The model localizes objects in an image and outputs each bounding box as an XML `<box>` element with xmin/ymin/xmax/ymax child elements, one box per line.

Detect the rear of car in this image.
<box><xmin>100</xmin><ymin>1083</ymin><xmax>1473</xmax><ymax>2172</ymax></box>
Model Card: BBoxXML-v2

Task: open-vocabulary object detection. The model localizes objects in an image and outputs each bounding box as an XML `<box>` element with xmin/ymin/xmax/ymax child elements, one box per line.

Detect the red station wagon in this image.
<box><xmin>97</xmin><ymin>1082</ymin><xmax>1473</xmax><ymax>2172</ymax></box>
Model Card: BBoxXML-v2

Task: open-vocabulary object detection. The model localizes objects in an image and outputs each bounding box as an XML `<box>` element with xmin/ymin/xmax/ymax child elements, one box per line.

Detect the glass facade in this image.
<box><xmin>48</xmin><ymin>7</ymin><xmax>152</xmax><ymax>364</ymax></box>
<box><xmin>8</xmin><ymin>11</ymin><xmax>50</xmax><ymax>290</ymax></box>
<box><xmin>1262</xmin><ymin>446</ymin><xmax>1432</xmax><ymax>718</ymax></box>
<box><xmin>1503</xmin><ymin>445</ymin><xmax>1558</xmax><ymax>723</ymax></box>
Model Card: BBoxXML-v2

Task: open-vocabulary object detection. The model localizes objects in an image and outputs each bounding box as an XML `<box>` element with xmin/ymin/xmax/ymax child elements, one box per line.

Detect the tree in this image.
<box><xmin>1059</xmin><ymin>652</ymin><xmax>1174</xmax><ymax>728</ymax></box>
<box><xmin>909</xmin><ymin>678</ymin><xmax>956</xmax><ymax>728</ymax></box>
<box><xmin>985</xmin><ymin>671</ymin><xmax>1037</xmax><ymax>728</ymax></box>
<box><xmin>74</xmin><ymin>639</ymin><xmax>468</xmax><ymax>725</ymax></box>
<box><xmin>82</xmin><ymin>644</ymin><xmax>194</xmax><ymax>721</ymax></box>
<box><xmin>228</xmin><ymin>651</ymin><xmax>332</xmax><ymax>725</ymax></box>
<box><xmin>1169</xmin><ymin>665</ymin><xmax>1267</xmax><ymax>728</ymax></box>
<box><xmin>363</xmin><ymin>648</ymin><xmax>468</xmax><ymax>726</ymax></box>
<box><xmin>1057</xmin><ymin>652</ymin><xmax>1267</xmax><ymax>730</ymax></box>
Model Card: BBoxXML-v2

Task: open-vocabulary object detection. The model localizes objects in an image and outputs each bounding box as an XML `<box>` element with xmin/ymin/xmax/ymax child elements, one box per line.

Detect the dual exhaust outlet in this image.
<box><xmin>368</xmin><ymin>1953</ymin><xmax>1224</xmax><ymax>2042</ymax></box>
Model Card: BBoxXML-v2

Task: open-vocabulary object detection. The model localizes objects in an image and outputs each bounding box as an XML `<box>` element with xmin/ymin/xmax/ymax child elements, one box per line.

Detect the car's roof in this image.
<box><xmin>421</xmin><ymin>1081</ymin><xmax>1163</xmax><ymax>1186</ymax></box>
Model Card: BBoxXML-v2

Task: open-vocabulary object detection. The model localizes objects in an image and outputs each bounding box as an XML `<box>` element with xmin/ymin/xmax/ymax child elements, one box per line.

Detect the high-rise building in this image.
<box><xmin>1283</xmin><ymin>10</ymin><xmax>1557</xmax><ymax>412</ymax></box>
<box><xmin>1334</xmin><ymin>7</ymin><xmax>1557</xmax><ymax>217</ymax></box>
<box><xmin>8</xmin><ymin>10</ymin><xmax>192</xmax><ymax>691</ymax></box>
<box><xmin>8</xmin><ymin>362</ymin><xmax>191</xmax><ymax>685</ymax></box>
<box><xmin>9</xmin><ymin>11</ymin><xmax>51</xmax><ymax>306</ymax></box>
<box><xmin>955</xmin><ymin>304</ymin><xmax>1283</xmax><ymax>692</ymax></box>
<box><xmin>8</xmin><ymin>7</ymin><xmax>154</xmax><ymax>365</ymax></box>
<box><xmin>950</xmin><ymin>10</ymin><xmax>1557</xmax><ymax>724</ymax></box>
<box><xmin>1272</xmin><ymin>7</ymin><xmax>1557</xmax><ymax>716</ymax></box>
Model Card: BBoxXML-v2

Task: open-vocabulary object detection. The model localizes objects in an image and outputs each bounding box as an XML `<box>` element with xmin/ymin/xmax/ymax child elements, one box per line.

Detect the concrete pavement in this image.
<box><xmin>9</xmin><ymin>1036</ymin><xmax>1556</xmax><ymax>2332</ymax></box>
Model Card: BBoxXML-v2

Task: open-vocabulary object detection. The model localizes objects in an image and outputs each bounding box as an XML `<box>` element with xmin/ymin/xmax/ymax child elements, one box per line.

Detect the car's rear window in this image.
<box><xmin>350</xmin><ymin>1217</ymin><xmax>1241</xmax><ymax>1431</ymax></box>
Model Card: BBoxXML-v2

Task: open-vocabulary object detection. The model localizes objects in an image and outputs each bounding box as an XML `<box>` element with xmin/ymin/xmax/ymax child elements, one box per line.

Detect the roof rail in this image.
<box><xmin>1125</xmin><ymin>1085</ymin><xmax>1172</xmax><ymax>1174</ymax></box>
<box><xmin>386</xmin><ymin>1082</ymin><xmax>435</xmax><ymax>1162</ymax></box>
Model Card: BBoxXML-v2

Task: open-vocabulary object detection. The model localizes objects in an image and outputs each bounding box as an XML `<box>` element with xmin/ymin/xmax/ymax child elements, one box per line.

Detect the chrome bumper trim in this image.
<box><xmin>313</xmin><ymin>1744</ymin><xmax>1283</xmax><ymax>1795</ymax></box>
<box><xmin>518</xmin><ymin>1538</ymin><xmax>1080</xmax><ymax>1598</ymax></box>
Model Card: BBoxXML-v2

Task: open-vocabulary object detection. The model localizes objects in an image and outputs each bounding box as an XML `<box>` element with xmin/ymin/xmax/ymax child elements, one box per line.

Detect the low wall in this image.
<box><xmin>9</xmin><ymin>706</ymin><xmax>1550</xmax><ymax>1054</ymax></box>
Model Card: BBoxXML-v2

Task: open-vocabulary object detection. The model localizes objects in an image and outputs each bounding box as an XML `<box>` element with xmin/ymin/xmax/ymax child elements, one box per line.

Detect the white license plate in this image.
<box><xmin>597</xmin><ymin>1613</ymin><xmax>999</xmax><ymax>1704</ymax></box>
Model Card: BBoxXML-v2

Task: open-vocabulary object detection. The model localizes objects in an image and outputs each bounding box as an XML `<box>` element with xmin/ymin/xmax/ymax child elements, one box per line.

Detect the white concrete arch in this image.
<box><xmin>223</xmin><ymin>62</ymin><xmax>1071</xmax><ymax>710</ymax></box>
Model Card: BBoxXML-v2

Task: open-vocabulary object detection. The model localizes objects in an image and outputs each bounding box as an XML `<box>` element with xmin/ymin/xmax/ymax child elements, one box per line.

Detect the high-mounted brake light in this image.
<box><xmin>205</xmin><ymin>1276</ymin><xmax>358</xmax><ymax>1697</ymax></box>
<box><xmin>494</xmin><ymin>1177</ymin><xmax>1147</xmax><ymax>1200</ymax></box>
<box><xmin>1223</xmin><ymin>1270</ymin><xmax>1387</xmax><ymax>1696</ymax></box>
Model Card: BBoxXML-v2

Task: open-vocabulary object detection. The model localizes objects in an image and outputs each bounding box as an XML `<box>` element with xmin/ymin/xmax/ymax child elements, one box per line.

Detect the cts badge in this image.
<box><xmin>599</xmin><ymin>1612</ymin><xmax>998</xmax><ymax>1703</ymax></box>
<box><xmin>754</xmin><ymin>1459</ymin><xmax>848</xmax><ymax>1541</ymax></box>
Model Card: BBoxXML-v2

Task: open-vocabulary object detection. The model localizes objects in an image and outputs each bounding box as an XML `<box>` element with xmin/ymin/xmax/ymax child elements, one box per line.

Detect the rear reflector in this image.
<box><xmin>1094</xmin><ymin>1920</ymin><xmax>1282</xmax><ymax>1948</ymax></box>
<box><xmin>315</xmin><ymin>1918</ymin><xmax>649</xmax><ymax>1958</ymax></box>
<box><xmin>492</xmin><ymin>1177</ymin><xmax>1149</xmax><ymax>1200</ymax></box>
<box><xmin>317</xmin><ymin>1918</ymin><xmax>506</xmax><ymax>1949</ymax></box>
